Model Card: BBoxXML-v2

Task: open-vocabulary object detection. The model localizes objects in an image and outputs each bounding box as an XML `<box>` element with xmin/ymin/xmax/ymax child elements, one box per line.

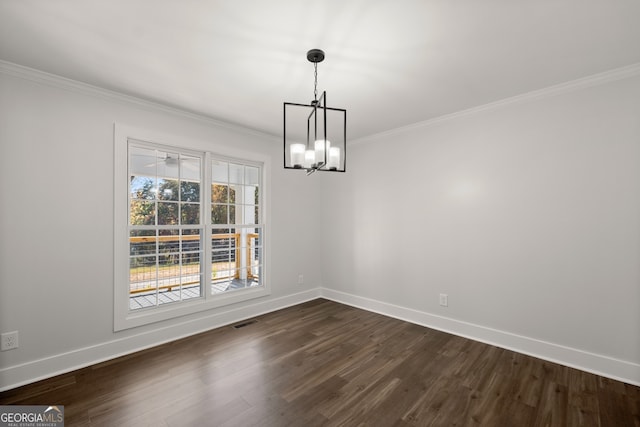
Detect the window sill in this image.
<box><xmin>115</xmin><ymin>285</ymin><xmax>271</xmax><ymax>331</ymax></box>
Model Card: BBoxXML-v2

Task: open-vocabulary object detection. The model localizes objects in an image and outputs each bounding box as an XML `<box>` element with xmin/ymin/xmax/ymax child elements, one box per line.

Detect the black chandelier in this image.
<box><xmin>284</xmin><ymin>49</ymin><xmax>346</xmax><ymax>174</ymax></box>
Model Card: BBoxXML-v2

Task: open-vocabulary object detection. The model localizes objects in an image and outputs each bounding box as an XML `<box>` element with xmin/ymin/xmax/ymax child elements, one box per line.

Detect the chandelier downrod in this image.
<box><xmin>307</xmin><ymin>49</ymin><xmax>324</xmax><ymax>105</ymax></box>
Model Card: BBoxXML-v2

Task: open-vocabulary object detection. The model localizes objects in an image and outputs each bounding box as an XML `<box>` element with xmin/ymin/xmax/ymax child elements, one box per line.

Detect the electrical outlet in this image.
<box><xmin>298</xmin><ymin>274</ymin><xmax>304</xmax><ymax>285</ymax></box>
<box><xmin>1</xmin><ymin>331</ymin><xmax>19</xmax><ymax>351</ymax></box>
<box><xmin>439</xmin><ymin>294</ymin><xmax>448</xmax><ymax>307</ymax></box>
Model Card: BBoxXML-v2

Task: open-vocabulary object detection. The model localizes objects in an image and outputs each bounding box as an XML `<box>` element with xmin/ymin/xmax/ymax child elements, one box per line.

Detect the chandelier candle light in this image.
<box><xmin>284</xmin><ymin>49</ymin><xmax>347</xmax><ymax>174</ymax></box>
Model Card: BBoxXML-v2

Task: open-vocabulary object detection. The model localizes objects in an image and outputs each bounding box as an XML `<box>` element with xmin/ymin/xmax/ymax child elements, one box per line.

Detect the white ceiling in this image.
<box><xmin>1</xmin><ymin>1</ymin><xmax>640</xmax><ymax>141</ymax></box>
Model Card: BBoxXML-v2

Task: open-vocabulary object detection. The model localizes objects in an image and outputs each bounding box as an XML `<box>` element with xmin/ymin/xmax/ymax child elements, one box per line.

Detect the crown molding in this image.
<box><xmin>3</xmin><ymin>59</ymin><xmax>639</xmax><ymax>147</ymax></box>
<box><xmin>0</xmin><ymin>60</ymin><xmax>279</xmax><ymax>142</ymax></box>
<box><xmin>351</xmin><ymin>62</ymin><xmax>640</xmax><ymax>145</ymax></box>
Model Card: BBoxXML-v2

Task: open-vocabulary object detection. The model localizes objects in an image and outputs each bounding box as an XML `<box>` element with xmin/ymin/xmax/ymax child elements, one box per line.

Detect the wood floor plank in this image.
<box><xmin>1</xmin><ymin>299</ymin><xmax>638</xmax><ymax>426</ymax></box>
<box><xmin>533</xmin><ymin>380</ymin><xmax>569</xmax><ymax>426</ymax></box>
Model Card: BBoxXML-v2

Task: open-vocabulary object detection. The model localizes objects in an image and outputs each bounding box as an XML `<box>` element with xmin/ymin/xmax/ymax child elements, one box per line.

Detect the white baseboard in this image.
<box><xmin>320</xmin><ymin>288</ymin><xmax>640</xmax><ymax>387</ymax></box>
<box><xmin>0</xmin><ymin>288</ymin><xmax>321</xmax><ymax>392</ymax></box>
<box><xmin>3</xmin><ymin>286</ymin><xmax>638</xmax><ymax>391</ymax></box>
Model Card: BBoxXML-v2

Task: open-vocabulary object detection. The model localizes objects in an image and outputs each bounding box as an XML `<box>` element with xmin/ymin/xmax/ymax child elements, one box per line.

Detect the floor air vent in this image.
<box><xmin>232</xmin><ymin>319</ymin><xmax>257</xmax><ymax>329</ymax></box>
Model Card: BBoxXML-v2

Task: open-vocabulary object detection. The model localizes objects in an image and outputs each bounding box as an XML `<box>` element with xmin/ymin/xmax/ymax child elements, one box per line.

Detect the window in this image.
<box><xmin>114</xmin><ymin>125</ymin><xmax>269</xmax><ymax>331</ymax></box>
<box><xmin>128</xmin><ymin>145</ymin><xmax>204</xmax><ymax>310</ymax></box>
<box><xmin>210</xmin><ymin>160</ymin><xmax>263</xmax><ymax>294</ymax></box>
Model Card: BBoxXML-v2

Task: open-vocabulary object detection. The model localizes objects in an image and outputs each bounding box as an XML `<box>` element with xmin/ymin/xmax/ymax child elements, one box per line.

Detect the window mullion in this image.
<box><xmin>203</xmin><ymin>151</ymin><xmax>212</xmax><ymax>300</ymax></box>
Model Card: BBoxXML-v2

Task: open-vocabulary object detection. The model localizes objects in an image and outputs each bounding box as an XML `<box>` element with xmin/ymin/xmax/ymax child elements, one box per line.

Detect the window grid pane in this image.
<box><xmin>129</xmin><ymin>145</ymin><xmax>203</xmax><ymax>310</ymax></box>
<box><xmin>210</xmin><ymin>160</ymin><xmax>262</xmax><ymax>295</ymax></box>
<box><xmin>211</xmin><ymin>225</ymin><xmax>262</xmax><ymax>294</ymax></box>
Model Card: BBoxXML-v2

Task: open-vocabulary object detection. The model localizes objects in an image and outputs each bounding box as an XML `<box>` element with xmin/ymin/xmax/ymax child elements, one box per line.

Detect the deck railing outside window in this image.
<box><xmin>129</xmin><ymin>232</ymin><xmax>260</xmax><ymax>295</ymax></box>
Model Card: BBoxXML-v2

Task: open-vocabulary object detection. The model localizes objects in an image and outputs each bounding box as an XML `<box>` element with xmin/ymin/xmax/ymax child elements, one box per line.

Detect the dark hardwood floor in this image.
<box><xmin>1</xmin><ymin>299</ymin><xmax>639</xmax><ymax>426</ymax></box>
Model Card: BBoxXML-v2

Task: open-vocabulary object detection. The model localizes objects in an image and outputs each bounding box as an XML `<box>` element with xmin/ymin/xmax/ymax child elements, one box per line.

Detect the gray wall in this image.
<box><xmin>2</xmin><ymin>64</ymin><xmax>639</xmax><ymax>389</ymax></box>
<box><xmin>321</xmin><ymin>72</ymin><xmax>640</xmax><ymax>384</ymax></box>
<box><xmin>0</xmin><ymin>67</ymin><xmax>323</xmax><ymax>389</ymax></box>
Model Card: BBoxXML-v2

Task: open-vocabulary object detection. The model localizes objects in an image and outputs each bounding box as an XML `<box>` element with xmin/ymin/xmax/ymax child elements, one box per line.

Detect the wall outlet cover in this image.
<box><xmin>1</xmin><ymin>331</ymin><xmax>19</xmax><ymax>351</ymax></box>
<box><xmin>439</xmin><ymin>294</ymin><xmax>448</xmax><ymax>307</ymax></box>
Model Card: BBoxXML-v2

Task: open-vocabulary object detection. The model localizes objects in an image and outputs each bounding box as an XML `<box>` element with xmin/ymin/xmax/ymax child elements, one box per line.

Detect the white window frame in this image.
<box><xmin>114</xmin><ymin>123</ymin><xmax>270</xmax><ymax>331</ymax></box>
